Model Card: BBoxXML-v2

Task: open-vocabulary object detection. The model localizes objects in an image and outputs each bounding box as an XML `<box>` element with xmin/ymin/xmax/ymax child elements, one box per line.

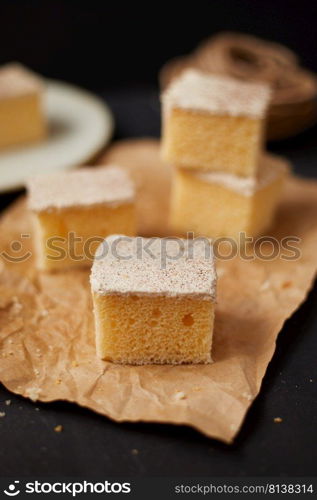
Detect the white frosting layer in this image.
<box><xmin>0</xmin><ymin>63</ymin><xmax>44</xmax><ymax>98</ymax></box>
<box><xmin>91</xmin><ymin>235</ymin><xmax>217</xmax><ymax>300</ymax></box>
<box><xmin>27</xmin><ymin>166</ymin><xmax>135</xmax><ymax>212</ymax></box>
<box><xmin>162</xmin><ymin>69</ymin><xmax>271</xmax><ymax>118</ymax></box>
<box><xmin>192</xmin><ymin>153</ymin><xmax>290</xmax><ymax>196</ymax></box>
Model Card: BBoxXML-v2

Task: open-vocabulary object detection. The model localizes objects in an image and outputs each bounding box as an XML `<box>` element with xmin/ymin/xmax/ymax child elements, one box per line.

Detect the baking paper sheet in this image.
<box><xmin>0</xmin><ymin>139</ymin><xmax>316</xmax><ymax>442</ymax></box>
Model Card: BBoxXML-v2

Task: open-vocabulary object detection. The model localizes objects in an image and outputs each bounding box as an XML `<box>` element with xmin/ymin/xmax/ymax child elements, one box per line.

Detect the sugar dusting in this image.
<box><xmin>91</xmin><ymin>236</ymin><xmax>217</xmax><ymax>300</ymax></box>
<box><xmin>192</xmin><ymin>153</ymin><xmax>290</xmax><ymax>196</ymax></box>
<box><xmin>162</xmin><ymin>69</ymin><xmax>271</xmax><ymax>118</ymax></box>
<box><xmin>27</xmin><ymin>166</ymin><xmax>135</xmax><ymax>212</ymax></box>
<box><xmin>0</xmin><ymin>63</ymin><xmax>44</xmax><ymax>98</ymax></box>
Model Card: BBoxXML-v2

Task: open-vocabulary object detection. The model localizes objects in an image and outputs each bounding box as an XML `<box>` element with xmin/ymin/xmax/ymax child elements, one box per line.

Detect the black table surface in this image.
<box><xmin>0</xmin><ymin>87</ymin><xmax>316</xmax><ymax>477</ymax></box>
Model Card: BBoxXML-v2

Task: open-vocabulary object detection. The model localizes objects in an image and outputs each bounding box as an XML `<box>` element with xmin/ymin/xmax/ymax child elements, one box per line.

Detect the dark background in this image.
<box><xmin>0</xmin><ymin>0</ymin><xmax>317</xmax><ymax>479</ymax></box>
<box><xmin>0</xmin><ymin>0</ymin><xmax>317</xmax><ymax>90</ymax></box>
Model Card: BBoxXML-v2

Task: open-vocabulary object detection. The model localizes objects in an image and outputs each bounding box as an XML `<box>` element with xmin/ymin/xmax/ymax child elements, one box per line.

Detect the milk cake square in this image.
<box><xmin>28</xmin><ymin>167</ymin><xmax>136</xmax><ymax>270</ymax></box>
<box><xmin>0</xmin><ymin>63</ymin><xmax>47</xmax><ymax>149</ymax></box>
<box><xmin>90</xmin><ymin>235</ymin><xmax>217</xmax><ymax>364</ymax></box>
<box><xmin>170</xmin><ymin>154</ymin><xmax>289</xmax><ymax>240</ymax></box>
<box><xmin>161</xmin><ymin>70</ymin><xmax>271</xmax><ymax>177</ymax></box>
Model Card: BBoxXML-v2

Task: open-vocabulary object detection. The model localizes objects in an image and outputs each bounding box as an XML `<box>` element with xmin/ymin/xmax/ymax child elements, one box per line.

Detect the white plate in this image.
<box><xmin>0</xmin><ymin>80</ymin><xmax>114</xmax><ymax>193</ymax></box>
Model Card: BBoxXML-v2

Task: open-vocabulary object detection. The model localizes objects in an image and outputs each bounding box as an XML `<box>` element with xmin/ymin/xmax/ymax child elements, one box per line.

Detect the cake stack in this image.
<box><xmin>161</xmin><ymin>69</ymin><xmax>289</xmax><ymax>242</ymax></box>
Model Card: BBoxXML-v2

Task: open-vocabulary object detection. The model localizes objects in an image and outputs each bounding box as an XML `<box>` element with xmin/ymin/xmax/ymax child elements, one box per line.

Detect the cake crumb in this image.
<box><xmin>0</xmin><ymin>411</ymin><xmax>6</xmax><ymax>418</ymax></box>
<box><xmin>174</xmin><ymin>391</ymin><xmax>187</xmax><ymax>400</ymax></box>
<box><xmin>5</xmin><ymin>400</ymin><xmax>11</xmax><ymax>406</ymax></box>
<box><xmin>131</xmin><ymin>448</ymin><xmax>139</xmax><ymax>455</ymax></box>
<box><xmin>274</xmin><ymin>417</ymin><xmax>283</xmax><ymax>423</ymax></box>
<box><xmin>35</xmin><ymin>407</ymin><xmax>40</xmax><ymax>411</ymax></box>
<box><xmin>54</xmin><ymin>425</ymin><xmax>63</xmax><ymax>433</ymax></box>
<box><xmin>216</xmin><ymin>268</ymin><xmax>226</xmax><ymax>278</ymax></box>
<box><xmin>40</xmin><ymin>309</ymin><xmax>48</xmax><ymax>317</ymax></box>
<box><xmin>11</xmin><ymin>300</ymin><xmax>23</xmax><ymax>314</ymax></box>
<box><xmin>242</xmin><ymin>392</ymin><xmax>253</xmax><ymax>401</ymax></box>
<box><xmin>282</xmin><ymin>281</ymin><xmax>292</xmax><ymax>289</ymax></box>
<box><xmin>25</xmin><ymin>387</ymin><xmax>41</xmax><ymax>402</ymax></box>
<box><xmin>260</xmin><ymin>279</ymin><xmax>270</xmax><ymax>291</ymax></box>
<box><xmin>55</xmin><ymin>378</ymin><xmax>62</xmax><ymax>385</ymax></box>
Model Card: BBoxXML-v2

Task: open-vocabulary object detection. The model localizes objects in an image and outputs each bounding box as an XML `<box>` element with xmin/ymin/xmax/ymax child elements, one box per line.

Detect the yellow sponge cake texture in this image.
<box><xmin>0</xmin><ymin>63</ymin><xmax>47</xmax><ymax>149</ymax></box>
<box><xmin>91</xmin><ymin>235</ymin><xmax>217</xmax><ymax>365</ymax></box>
<box><xmin>161</xmin><ymin>70</ymin><xmax>271</xmax><ymax>177</ymax></box>
<box><xmin>28</xmin><ymin>167</ymin><xmax>136</xmax><ymax>270</ymax></box>
<box><xmin>170</xmin><ymin>153</ymin><xmax>289</xmax><ymax>241</ymax></box>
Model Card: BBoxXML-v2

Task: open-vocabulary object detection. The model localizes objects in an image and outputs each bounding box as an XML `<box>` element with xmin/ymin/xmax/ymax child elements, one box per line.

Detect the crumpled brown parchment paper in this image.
<box><xmin>0</xmin><ymin>139</ymin><xmax>317</xmax><ymax>443</ymax></box>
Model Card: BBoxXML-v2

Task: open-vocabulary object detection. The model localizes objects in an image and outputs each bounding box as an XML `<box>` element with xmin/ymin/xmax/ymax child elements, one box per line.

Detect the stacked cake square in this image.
<box><xmin>161</xmin><ymin>70</ymin><xmax>289</xmax><ymax>241</ymax></box>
